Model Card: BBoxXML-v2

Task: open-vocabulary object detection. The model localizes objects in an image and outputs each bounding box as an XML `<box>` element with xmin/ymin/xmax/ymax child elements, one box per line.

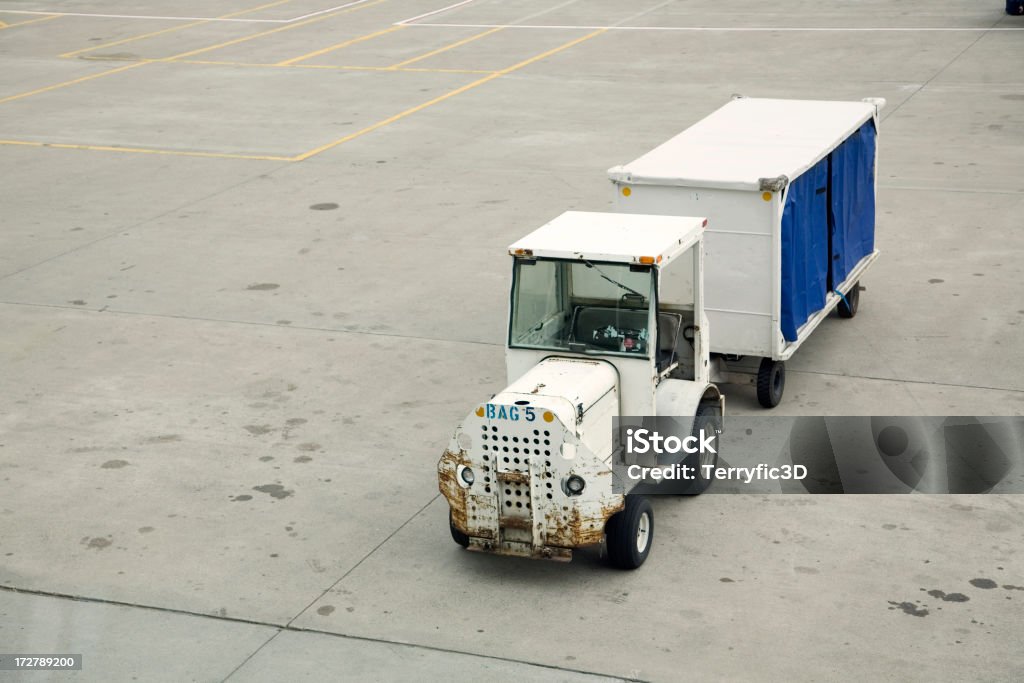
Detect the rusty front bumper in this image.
<box><xmin>466</xmin><ymin>537</ymin><xmax>573</xmax><ymax>561</ymax></box>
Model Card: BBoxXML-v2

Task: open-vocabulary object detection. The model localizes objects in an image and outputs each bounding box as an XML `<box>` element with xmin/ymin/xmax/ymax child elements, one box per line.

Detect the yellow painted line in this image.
<box><xmin>166</xmin><ymin>58</ymin><xmax>280</xmax><ymax>68</ymax></box>
<box><xmin>174</xmin><ymin>58</ymin><xmax>495</xmax><ymax>74</ymax></box>
<box><xmin>61</xmin><ymin>0</ymin><xmax>298</xmax><ymax>58</ymax></box>
<box><xmin>388</xmin><ymin>27</ymin><xmax>502</xmax><ymax>69</ymax></box>
<box><xmin>166</xmin><ymin>0</ymin><xmax>386</xmax><ymax>61</ymax></box>
<box><xmin>1</xmin><ymin>27</ymin><xmax>600</xmax><ymax>162</ymax></box>
<box><xmin>303</xmin><ymin>64</ymin><xmax>496</xmax><ymax>74</ymax></box>
<box><xmin>0</xmin><ymin>61</ymin><xmax>147</xmax><ymax>105</ymax></box>
<box><xmin>0</xmin><ymin>138</ymin><xmax>293</xmax><ymax>161</ymax></box>
<box><xmin>277</xmin><ymin>24</ymin><xmax>403</xmax><ymax>66</ymax></box>
<box><xmin>12</xmin><ymin>0</ymin><xmax>381</xmax><ymax>107</ymax></box>
<box><xmin>1</xmin><ymin>14</ymin><xmax>61</xmax><ymax>29</ymax></box>
<box><xmin>292</xmin><ymin>29</ymin><xmax>606</xmax><ymax>162</ymax></box>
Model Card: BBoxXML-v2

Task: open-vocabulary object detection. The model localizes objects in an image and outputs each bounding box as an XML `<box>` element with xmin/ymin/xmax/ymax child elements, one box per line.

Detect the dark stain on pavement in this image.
<box><xmin>317</xmin><ymin>605</ymin><xmax>335</xmax><ymax>615</ymax></box>
<box><xmin>970</xmin><ymin>578</ymin><xmax>998</xmax><ymax>589</ymax></box>
<box><xmin>253</xmin><ymin>484</ymin><xmax>293</xmax><ymax>499</ymax></box>
<box><xmin>101</xmin><ymin>459</ymin><xmax>129</xmax><ymax>469</ymax></box>
<box><xmin>888</xmin><ymin>601</ymin><xmax>928</xmax><ymax>617</ymax></box>
<box><xmin>246</xmin><ymin>283</ymin><xmax>280</xmax><ymax>291</ymax></box>
<box><xmin>245</xmin><ymin>425</ymin><xmax>274</xmax><ymax>436</ymax></box>
<box><xmin>926</xmin><ymin>589</ymin><xmax>969</xmax><ymax>602</ymax></box>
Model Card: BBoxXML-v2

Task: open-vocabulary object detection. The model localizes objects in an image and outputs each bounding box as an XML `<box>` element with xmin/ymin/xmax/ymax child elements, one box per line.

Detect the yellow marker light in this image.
<box><xmin>762</xmin><ymin>192</ymin><xmax>772</xmax><ymax>201</ymax></box>
<box><xmin>475</xmin><ymin>406</ymin><xmax>485</xmax><ymax>417</ymax></box>
<box><xmin>512</xmin><ymin>248</ymin><xmax>533</xmax><ymax>257</ymax></box>
<box><xmin>621</xmin><ymin>186</ymin><xmax>632</xmax><ymax>197</ymax></box>
<box><xmin>542</xmin><ymin>411</ymin><xmax>554</xmax><ymax>423</ymax></box>
<box><xmin>638</xmin><ymin>256</ymin><xmax>655</xmax><ymax>265</ymax></box>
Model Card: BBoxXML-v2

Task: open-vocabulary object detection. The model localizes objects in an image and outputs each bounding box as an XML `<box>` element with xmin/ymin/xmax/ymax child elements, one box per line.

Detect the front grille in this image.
<box><xmin>478</xmin><ymin>423</ymin><xmax>556</xmax><ymax>494</ymax></box>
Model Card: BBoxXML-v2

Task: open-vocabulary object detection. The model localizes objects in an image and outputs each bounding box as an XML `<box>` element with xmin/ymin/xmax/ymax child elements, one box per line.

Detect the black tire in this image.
<box><xmin>606</xmin><ymin>496</ymin><xmax>653</xmax><ymax>569</ymax></box>
<box><xmin>837</xmin><ymin>282</ymin><xmax>860</xmax><ymax>319</ymax></box>
<box><xmin>756</xmin><ymin>358</ymin><xmax>785</xmax><ymax>408</ymax></box>
<box><xmin>449</xmin><ymin>510</ymin><xmax>469</xmax><ymax>548</ymax></box>
<box><xmin>684</xmin><ymin>401</ymin><xmax>721</xmax><ymax>494</ymax></box>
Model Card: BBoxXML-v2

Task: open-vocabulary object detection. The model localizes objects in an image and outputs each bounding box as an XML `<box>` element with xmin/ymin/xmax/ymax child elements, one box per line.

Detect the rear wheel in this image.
<box><xmin>837</xmin><ymin>282</ymin><xmax>860</xmax><ymax>318</ymax></box>
<box><xmin>756</xmin><ymin>358</ymin><xmax>785</xmax><ymax>408</ymax></box>
<box><xmin>685</xmin><ymin>401</ymin><xmax>722</xmax><ymax>494</ymax></box>
<box><xmin>606</xmin><ymin>496</ymin><xmax>653</xmax><ymax>569</ymax></box>
<box><xmin>449</xmin><ymin>510</ymin><xmax>469</xmax><ymax>548</ymax></box>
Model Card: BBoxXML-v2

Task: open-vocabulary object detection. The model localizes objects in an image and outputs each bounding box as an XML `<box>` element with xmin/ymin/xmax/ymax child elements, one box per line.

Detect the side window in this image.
<box><xmin>511</xmin><ymin>260</ymin><xmax>562</xmax><ymax>345</ymax></box>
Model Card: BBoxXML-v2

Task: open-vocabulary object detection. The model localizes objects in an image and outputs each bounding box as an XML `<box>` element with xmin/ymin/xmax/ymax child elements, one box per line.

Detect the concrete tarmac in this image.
<box><xmin>2</xmin><ymin>1</ymin><xmax>1022</xmax><ymax>680</ymax></box>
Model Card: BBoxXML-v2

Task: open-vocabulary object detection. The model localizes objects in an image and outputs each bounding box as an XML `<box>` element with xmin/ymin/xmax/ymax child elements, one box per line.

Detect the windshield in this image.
<box><xmin>509</xmin><ymin>258</ymin><xmax>655</xmax><ymax>358</ymax></box>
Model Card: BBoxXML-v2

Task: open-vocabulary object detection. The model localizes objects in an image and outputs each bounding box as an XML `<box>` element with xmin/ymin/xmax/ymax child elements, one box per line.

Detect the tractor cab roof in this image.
<box><xmin>508</xmin><ymin>211</ymin><xmax>705</xmax><ymax>268</ymax></box>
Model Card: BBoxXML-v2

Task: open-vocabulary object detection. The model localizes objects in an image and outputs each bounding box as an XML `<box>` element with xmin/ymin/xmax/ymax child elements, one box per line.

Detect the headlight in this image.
<box><xmin>459</xmin><ymin>466</ymin><xmax>475</xmax><ymax>486</ymax></box>
<box><xmin>564</xmin><ymin>475</ymin><xmax>585</xmax><ymax>496</ymax></box>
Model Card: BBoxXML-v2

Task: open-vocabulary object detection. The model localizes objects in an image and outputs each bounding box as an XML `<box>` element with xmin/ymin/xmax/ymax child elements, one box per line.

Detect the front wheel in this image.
<box><xmin>449</xmin><ymin>510</ymin><xmax>469</xmax><ymax>548</ymax></box>
<box><xmin>606</xmin><ymin>496</ymin><xmax>653</xmax><ymax>569</ymax></box>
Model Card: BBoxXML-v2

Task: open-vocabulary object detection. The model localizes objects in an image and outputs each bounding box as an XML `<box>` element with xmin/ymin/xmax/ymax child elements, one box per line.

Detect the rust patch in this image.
<box><xmin>497</xmin><ymin>471</ymin><xmax>529</xmax><ymax>484</ymax></box>
<box><xmin>500</xmin><ymin>517</ymin><xmax>532</xmax><ymax>531</ymax></box>
<box><xmin>545</xmin><ymin>497</ymin><xmax>623</xmax><ymax>548</ymax></box>
<box><xmin>438</xmin><ymin>448</ymin><xmax>470</xmax><ymax>533</ymax></box>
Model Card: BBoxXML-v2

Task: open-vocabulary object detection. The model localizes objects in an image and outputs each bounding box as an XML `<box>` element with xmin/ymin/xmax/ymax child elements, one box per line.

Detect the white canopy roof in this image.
<box><xmin>508</xmin><ymin>211</ymin><xmax>705</xmax><ymax>266</ymax></box>
<box><xmin>608</xmin><ymin>97</ymin><xmax>883</xmax><ymax>191</ymax></box>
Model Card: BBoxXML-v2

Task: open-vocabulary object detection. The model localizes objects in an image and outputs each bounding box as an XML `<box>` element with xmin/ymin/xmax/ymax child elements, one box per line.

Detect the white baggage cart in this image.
<box><xmin>609</xmin><ymin>96</ymin><xmax>884</xmax><ymax>407</ymax></box>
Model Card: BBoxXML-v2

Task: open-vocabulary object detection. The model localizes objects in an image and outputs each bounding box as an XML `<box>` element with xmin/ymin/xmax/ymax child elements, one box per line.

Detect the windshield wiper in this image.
<box><xmin>583</xmin><ymin>260</ymin><xmax>645</xmax><ymax>300</ymax></box>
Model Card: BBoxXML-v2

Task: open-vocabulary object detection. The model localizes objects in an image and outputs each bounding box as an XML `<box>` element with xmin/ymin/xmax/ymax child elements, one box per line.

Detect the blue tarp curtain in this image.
<box><xmin>830</xmin><ymin>121</ymin><xmax>877</xmax><ymax>286</ymax></box>
<box><xmin>780</xmin><ymin>120</ymin><xmax>876</xmax><ymax>343</ymax></box>
<box><xmin>780</xmin><ymin>157</ymin><xmax>829</xmax><ymax>343</ymax></box>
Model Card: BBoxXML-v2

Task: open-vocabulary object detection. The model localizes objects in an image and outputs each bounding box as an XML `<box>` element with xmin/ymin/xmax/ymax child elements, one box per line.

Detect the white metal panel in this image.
<box><xmin>655</xmin><ymin>379</ymin><xmax>707</xmax><ymax>426</ymax></box>
<box><xmin>658</xmin><ymin>247</ymin><xmax>694</xmax><ymax>307</ymax></box>
<box><xmin>508</xmin><ymin>211</ymin><xmax>705</xmax><ymax>266</ymax></box>
<box><xmin>615</xmin><ymin>184</ymin><xmax>776</xmax><ymax>357</ymax></box>
<box><xmin>608</xmin><ymin>97</ymin><xmax>880</xmax><ymax>191</ymax></box>
<box><xmin>578</xmin><ymin>386</ymin><xmax>618</xmax><ymax>461</ymax></box>
<box><xmin>506</xmin><ymin>349</ymin><xmax>655</xmax><ymax>417</ymax></box>
<box><xmin>504</xmin><ymin>357</ymin><xmax>617</xmax><ymax>413</ymax></box>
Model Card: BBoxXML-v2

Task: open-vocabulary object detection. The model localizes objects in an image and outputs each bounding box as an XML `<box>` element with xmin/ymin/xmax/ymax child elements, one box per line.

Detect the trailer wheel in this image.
<box><xmin>756</xmin><ymin>358</ymin><xmax>785</xmax><ymax>408</ymax></box>
<box><xmin>449</xmin><ymin>510</ymin><xmax>469</xmax><ymax>548</ymax></box>
<box><xmin>606</xmin><ymin>496</ymin><xmax>653</xmax><ymax>569</ymax></box>
<box><xmin>837</xmin><ymin>282</ymin><xmax>860</xmax><ymax>319</ymax></box>
<box><xmin>685</xmin><ymin>401</ymin><xmax>722</xmax><ymax>494</ymax></box>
